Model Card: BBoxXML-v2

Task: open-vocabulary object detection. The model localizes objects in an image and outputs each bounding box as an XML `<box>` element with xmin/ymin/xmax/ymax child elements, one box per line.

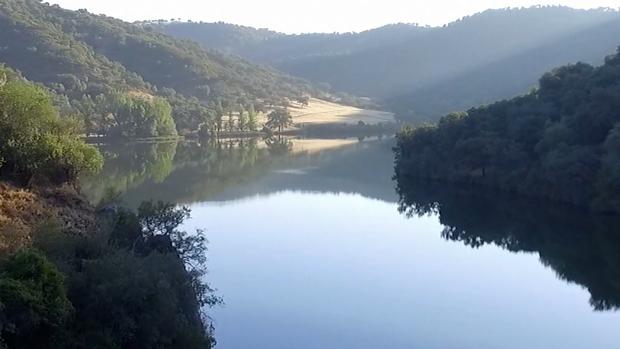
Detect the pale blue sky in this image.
<box><xmin>49</xmin><ymin>0</ymin><xmax>620</xmax><ymax>33</ymax></box>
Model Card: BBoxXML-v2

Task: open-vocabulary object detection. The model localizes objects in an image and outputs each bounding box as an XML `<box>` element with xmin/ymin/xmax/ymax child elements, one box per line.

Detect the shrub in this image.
<box><xmin>0</xmin><ymin>81</ymin><xmax>103</xmax><ymax>184</ymax></box>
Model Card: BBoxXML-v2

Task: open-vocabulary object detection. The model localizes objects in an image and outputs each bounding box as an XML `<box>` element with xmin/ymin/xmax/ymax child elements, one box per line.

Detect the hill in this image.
<box><xmin>0</xmin><ymin>0</ymin><xmax>315</xmax><ymax>135</ymax></box>
<box><xmin>154</xmin><ymin>7</ymin><xmax>620</xmax><ymax>122</ymax></box>
<box><xmin>388</xmin><ymin>16</ymin><xmax>620</xmax><ymax>120</ymax></box>
<box><xmin>153</xmin><ymin>21</ymin><xmax>429</xmax><ymax>65</ymax></box>
<box><xmin>394</xmin><ymin>49</ymin><xmax>620</xmax><ymax>213</ymax></box>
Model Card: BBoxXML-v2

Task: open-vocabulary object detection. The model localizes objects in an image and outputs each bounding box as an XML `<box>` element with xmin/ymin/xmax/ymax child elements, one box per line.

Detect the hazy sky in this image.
<box><xmin>49</xmin><ymin>0</ymin><xmax>620</xmax><ymax>33</ymax></box>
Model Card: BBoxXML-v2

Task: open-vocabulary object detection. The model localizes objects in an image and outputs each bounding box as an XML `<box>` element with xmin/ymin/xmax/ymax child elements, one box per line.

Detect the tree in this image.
<box><xmin>395</xmin><ymin>49</ymin><xmax>620</xmax><ymax>213</ymax></box>
<box><xmin>237</xmin><ymin>106</ymin><xmax>247</xmax><ymax>131</ymax></box>
<box><xmin>227</xmin><ymin>110</ymin><xmax>235</xmax><ymax>132</ymax></box>
<box><xmin>298</xmin><ymin>95</ymin><xmax>310</xmax><ymax>108</ymax></box>
<box><xmin>0</xmin><ymin>81</ymin><xmax>103</xmax><ymax>183</ymax></box>
<box><xmin>108</xmin><ymin>94</ymin><xmax>177</xmax><ymax>139</ymax></box>
<box><xmin>247</xmin><ymin>104</ymin><xmax>258</xmax><ymax>132</ymax></box>
<box><xmin>0</xmin><ymin>249</ymin><xmax>72</xmax><ymax>348</ymax></box>
<box><xmin>266</xmin><ymin>108</ymin><xmax>293</xmax><ymax>134</ymax></box>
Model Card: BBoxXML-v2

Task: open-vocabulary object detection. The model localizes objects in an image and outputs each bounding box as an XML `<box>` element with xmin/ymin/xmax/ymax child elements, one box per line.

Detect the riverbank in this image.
<box><xmin>0</xmin><ymin>182</ymin><xmax>96</xmax><ymax>253</ymax></box>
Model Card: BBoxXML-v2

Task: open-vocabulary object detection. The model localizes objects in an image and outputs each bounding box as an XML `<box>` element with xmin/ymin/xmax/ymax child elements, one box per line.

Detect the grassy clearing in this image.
<box><xmin>258</xmin><ymin>98</ymin><xmax>395</xmax><ymax>127</ymax></box>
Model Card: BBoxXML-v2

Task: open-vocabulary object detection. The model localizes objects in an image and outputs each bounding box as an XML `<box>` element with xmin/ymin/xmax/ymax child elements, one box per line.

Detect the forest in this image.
<box><xmin>0</xmin><ymin>62</ymin><xmax>217</xmax><ymax>348</ymax></box>
<box><xmin>394</xmin><ymin>49</ymin><xmax>620</xmax><ymax>214</ymax></box>
<box><xmin>153</xmin><ymin>7</ymin><xmax>620</xmax><ymax>122</ymax></box>
<box><xmin>0</xmin><ymin>0</ymin><xmax>318</xmax><ymax>138</ymax></box>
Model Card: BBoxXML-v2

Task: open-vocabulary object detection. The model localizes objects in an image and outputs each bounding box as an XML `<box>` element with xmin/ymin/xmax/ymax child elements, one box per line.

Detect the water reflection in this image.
<box><xmin>82</xmin><ymin>137</ymin><xmax>396</xmax><ymax>208</ymax></box>
<box><xmin>395</xmin><ymin>176</ymin><xmax>620</xmax><ymax>311</ymax></box>
<box><xmin>81</xmin><ymin>141</ymin><xmax>178</xmax><ymax>204</ymax></box>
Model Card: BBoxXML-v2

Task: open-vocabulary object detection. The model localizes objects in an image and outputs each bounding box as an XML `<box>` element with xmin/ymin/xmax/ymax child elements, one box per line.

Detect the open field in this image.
<box><xmin>258</xmin><ymin>98</ymin><xmax>395</xmax><ymax>126</ymax></box>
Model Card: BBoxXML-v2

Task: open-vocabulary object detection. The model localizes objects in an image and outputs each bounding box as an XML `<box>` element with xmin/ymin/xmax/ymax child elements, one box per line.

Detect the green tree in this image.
<box><xmin>247</xmin><ymin>104</ymin><xmax>258</xmax><ymax>131</ymax></box>
<box><xmin>109</xmin><ymin>94</ymin><xmax>177</xmax><ymax>139</ymax></box>
<box><xmin>266</xmin><ymin>108</ymin><xmax>293</xmax><ymax>134</ymax></box>
<box><xmin>237</xmin><ymin>106</ymin><xmax>247</xmax><ymax>131</ymax></box>
<box><xmin>0</xmin><ymin>81</ymin><xmax>103</xmax><ymax>183</ymax></box>
<box><xmin>0</xmin><ymin>249</ymin><xmax>72</xmax><ymax>348</ymax></box>
<box><xmin>394</xmin><ymin>49</ymin><xmax>620</xmax><ymax>213</ymax></box>
<box><xmin>227</xmin><ymin>110</ymin><xmax>235</xmax><ymax>132</ymax></box>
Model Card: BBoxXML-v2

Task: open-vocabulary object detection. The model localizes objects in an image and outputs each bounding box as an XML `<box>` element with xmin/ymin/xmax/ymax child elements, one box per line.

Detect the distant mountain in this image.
<box><xmin>389</xmin><ymin>16</ymin><xmax>620</xmax><ymax>120</ymax></box>
<box><xmin>0</xmin><ymin>0</ymin><xmax>315</xmax><ymax>133</ymax></box>
<box><xmin>154</xmin><ymin>6</ymin><xmax>620</xmax><ymax>122</ymax></box>
<box><xmin>154</xmin><ymin>21</ymin><xmax>430</xmax><ymax>65</ymax></box>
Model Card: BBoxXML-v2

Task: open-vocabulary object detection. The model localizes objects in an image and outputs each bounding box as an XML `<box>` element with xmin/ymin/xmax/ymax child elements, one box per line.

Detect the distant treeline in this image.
<box><xmin>395</xmin><ymin>49</ymin><xmax>620</xmax><ymax>214</ymax></box>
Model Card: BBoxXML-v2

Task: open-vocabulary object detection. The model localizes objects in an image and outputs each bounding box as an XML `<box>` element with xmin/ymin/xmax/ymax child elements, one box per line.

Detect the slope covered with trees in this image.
<box><xmin>155</xmin><ymin>7</ymin><xmax>620</xmax><ymax>122</ymax></box>
<box><xmin>0</xmin><ymin>0</ymin><xmax>315</xmax><ymax>136</ymax></box>
<box><xmin>0</xmin><ymin>60</ymin><xmax>218</xmax><ymax>348</ymax></box>
<box><xmin>154</xmin><ymin>21</ymin><xmax>429</xmax><ymax>65</ymax></box>
<box><xmin>0</xmin><ymin>65</ymin><xmax>102</xmax><ymax>185</ymax></box>
<box><xmin>394</xmin><ymin>49</ymin><xmax>620</xmax><ymax>214</ymax></box>
<box><xmin>388</xmin><ymin>15</ymin><xmax>620</xmax><ymax>121</ymax></box>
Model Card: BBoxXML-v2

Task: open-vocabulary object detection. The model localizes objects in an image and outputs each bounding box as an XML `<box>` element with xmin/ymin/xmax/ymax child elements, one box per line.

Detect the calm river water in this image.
<box><xmin>83</xmin><ymin>138</ymin><xmax>620</xmax><ymax>349</ymax></box>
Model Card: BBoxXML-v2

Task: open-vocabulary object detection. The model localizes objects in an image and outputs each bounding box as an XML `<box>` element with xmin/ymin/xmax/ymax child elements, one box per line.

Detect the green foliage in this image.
<box><xmin>395</xmin><ymin>49</ymin><xmax>620</xmax><ymax>213</ymax></box>
<box><xmin>0</xmin><ymin>79</ymin><xmax>103</xmax><ymax>183</ymax></box>
<box><xmin>0</xmin><ymin>249</ymin><xmax>72</xmax><ymax>348</ymax></box>
<box><xmin>0</xmin><ymin>0</ymin><xmax>313</xmax><ymax>135</ymax></box>
<box><xmin>109</xmin><ymin>94</ymin><xmax>177</xmax><ymax>139</ymax></box>
<box><xmin>80</xmin><ymin>142</ymin><xmax>177</xmax><ymax>205</ymax></box>
<box><xmin>13</xmin><ymin>201</ymin><xmax>219</xmax><ymax>348</ymax></box>
<box><xmin>156</xmin><ymin>7</ymin><xmax>620</xmax><ymax>122</ymax></box>
<box><xmin>266</xmin><ymin>108</ymin><xmax>293</xmax><ymax>134</ymax></box>
<box><xmin>247</xmin><ymin>104</ymin><xmax>258</xmax><ymax>131</ymax></box>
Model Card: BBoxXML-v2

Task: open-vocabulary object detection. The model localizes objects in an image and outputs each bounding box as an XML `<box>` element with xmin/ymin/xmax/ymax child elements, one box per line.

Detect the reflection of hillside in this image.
<box><xmin>81</xmin><ymin>142</ymin><xmax>178</xmax><ymax>204</ymax></box>
<box><xmin>82</xmin><ymin>138</ymin><xmax>397</xmax><ymax>209</ymax></box>
<box><xmin>395</xmin><ymin>177</ymin><xmax>620</xmax><ymax>311</ymax></box>
<box><xmin>208</xmin><ymin>139</ymin><xmax>397</xmax><ymax>203</ymax></box>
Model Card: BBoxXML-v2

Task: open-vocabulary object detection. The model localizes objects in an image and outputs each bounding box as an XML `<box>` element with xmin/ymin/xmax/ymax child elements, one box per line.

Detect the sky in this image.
<box><xmin>49</xmin><ymin>0</ymin><xmax>620</xmax><ymax>33</ymax></box>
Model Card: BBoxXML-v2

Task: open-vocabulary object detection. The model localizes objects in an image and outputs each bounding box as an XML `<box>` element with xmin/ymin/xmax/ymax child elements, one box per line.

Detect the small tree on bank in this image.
<box><xmin>247</xmin><ymin>104</ymin><xmax>258</xmax><ymax>132</ymax></box>
<box><xmin>265</xmin><ymin>108</ymin><xmax>293</xmax><ymax>135</ymax></box>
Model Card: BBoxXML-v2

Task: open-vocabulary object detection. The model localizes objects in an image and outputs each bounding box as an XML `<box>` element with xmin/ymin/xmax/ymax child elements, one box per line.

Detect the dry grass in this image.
<box><xmin>0</xmin><ymin>182</ymin><xmax>96</xmax><ymax>254</ymax></box>
<box><xmin>258</xmin><ymin>98</ymin><xmax>394</xmax><ymax>127</ymax></box>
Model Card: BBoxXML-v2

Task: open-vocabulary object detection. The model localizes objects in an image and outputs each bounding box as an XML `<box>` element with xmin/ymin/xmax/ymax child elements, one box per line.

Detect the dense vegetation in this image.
<box><xmin>394</xmin><ymin>49</ymin><xmax>620</xmax><ymax>213</ymax></box>
<box><xmin>0</xmin><ymin>201</ymin><xmax>218</xmax><ymax>348</ymax></box>
<box><xmin>0</xmin><ymin>0</ymin><xmax>316</xmax><ymax>137</ymax></box>
<box><xmin>0</xmin><ymin>66</ymin><xmax>102</xmax><ymax>184</ymax></box>
<box><xmin>0</xmin><ymin>59</ymin><xmax>216</xmax><ymax>347</ymax></box>
<box><xmin>153</xmin><ymin>21</ymin><xmax>427</xmax><ymax>65</ymax></box>
<box><xmin>155</xmin><ymin>7</ymin><xmax>620</xmax><ymax>122</ymax></box>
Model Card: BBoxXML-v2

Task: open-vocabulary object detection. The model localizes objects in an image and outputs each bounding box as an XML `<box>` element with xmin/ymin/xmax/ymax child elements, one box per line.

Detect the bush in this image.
<box><xmin>0</xmin><ymin>81</ymin><xmax>103</xmax><ymax>184</ymax></box>
<box><xmin>108</xmin><ymin>94</ymin><xmax>178</xmax><ymax>139</ymax></box>
<box><xmin>0</xmin><ymin>249</ymin><xmax>72</xmax><ymax>348</ymax></box>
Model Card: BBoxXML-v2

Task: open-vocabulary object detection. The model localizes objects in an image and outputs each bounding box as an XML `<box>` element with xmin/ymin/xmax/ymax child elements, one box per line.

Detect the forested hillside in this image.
<box><xmin>0</xmin><ymin>0</ymin><xmax>315</xmax><ymax>136</ymax></box>
<box><xmin>155</xmin><ymin>7</ymin><xmax>620</xmax><ymax>122</ymax></box>
<box><xmin>154</xmin><ymin>21</ymin><xmax>429</xmax><ymax>65</ymax></box>
<box><xmin>388</xmin><ymin>16</ymin><xmax>620</xmax><ymax>120</ymax></box>
<box><xmin>394</xmin><ymin>49</ymin><xmax>620</xmax><ymax>213</ymax></box>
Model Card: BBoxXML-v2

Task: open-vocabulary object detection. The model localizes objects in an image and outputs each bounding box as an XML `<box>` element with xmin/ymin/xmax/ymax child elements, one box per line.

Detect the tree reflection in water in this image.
<box><xmin>395</xmin><ymin>176</ymin><xmax>620</xmax><ymax>311</ymax></box>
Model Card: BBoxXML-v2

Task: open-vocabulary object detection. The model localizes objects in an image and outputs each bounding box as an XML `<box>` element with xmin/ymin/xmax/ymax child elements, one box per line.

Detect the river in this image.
<box><xmin>82</xmin><ymin>137</ymin><xmax>620</xmax><ymax>349</ymax></box>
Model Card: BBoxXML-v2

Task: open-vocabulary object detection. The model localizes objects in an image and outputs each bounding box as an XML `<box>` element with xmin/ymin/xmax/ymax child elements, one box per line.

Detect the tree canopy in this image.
<box><xmin>0</xmin><ymin>0</ymin><xmax>315</xmax><ymax>136</ymax></box>
<box><xmin>395</xmin><ymin>49</ymin><xmax>620</xmax><ymax>214</ymax></box>
<box><xmin>0</xmin><ymin>70</ymin><xmax>102</xmax><ymax>184</ymax></box>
